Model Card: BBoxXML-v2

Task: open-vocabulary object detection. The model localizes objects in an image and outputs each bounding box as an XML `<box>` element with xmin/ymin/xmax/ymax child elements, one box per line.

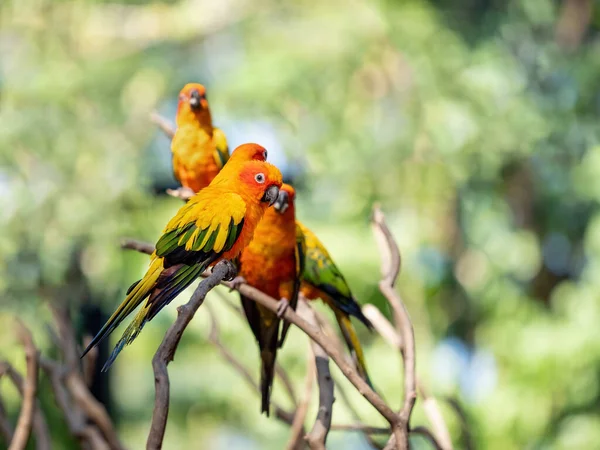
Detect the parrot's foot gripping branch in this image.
<box><xmin>229</xmin><ymin>275</ymin><xmax>247</xmax><ymax>291</ymax></box>
<box><xmin>276</xmin><ymin>298</ymin><xmax>290</xmax><ymax>318</ymax></box>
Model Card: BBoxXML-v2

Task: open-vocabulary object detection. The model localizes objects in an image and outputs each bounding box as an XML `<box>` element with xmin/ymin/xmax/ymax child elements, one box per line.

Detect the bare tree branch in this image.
<box><xmin>371</xmin><ymin>205</ymin><xmax>415</xmax><ymax>449</ymax></box>
<box><xmin>166</xmin><ymin>187</ymin><xmax>195</xmax><ymax>201</ymax></box>
<box><xmin>150</xmin><ymin>111</ymin><xmax>175</xmax><ymax>139</ymax></box>
<box><xmin>445</xmin><ymin>397</ymin><xmax>473</xmax><ymax>450</ymax></box>
<box><xmin>40</xmin><ymin>359</ymin><xmax>110</xmax><ymax>450</ymax></box>
<box><xmin>365</xmin><ymin>302</ymin><xmax>453</xmax><ymax>449</ymax></box>
<box><xmin>419</xmin><ymin>385</ymin><xmax>453</xmax><ymax>450</ymax></box>
<box><xmin>147</xmin><ymin>260</ymin><xmax>236</xmax><ymax>449</ymax></box>
<box><xmin>298</xmin><ymin>302</ymin><xmax>334</xmax><ymax>450</ymax></box>
<box><xmin>334</xmin><ymin>378</ymin><xmax>384</xmax><ymax>450</ymax></box>
<box><xmin>121</xmin><ymin>238</ymin><xmax>154</xmax><ymax>255</ymax></box>
<box><xmin>331</xmin><ymin>424</ymin><xmax>389</xmax><ymax>434</ymax></box>
<box><xmin>204</xmin><ymin>302</ymin><xmax>295</xmax><ymax>425</ymax></box>
<box><xmin>0</xmin><ymin>396</ymin><xmax>14</xmax><ymax>444</ymax></box>
<box><xmin>124</xmin><ymin>240</ymin><xmax>401</xmax><ymax>445</ymax></box>
<box><xmin>411</xmin><ymin>426</ymin><xmax>443</xmax><ymax>450</ymax></box>
<box><xmin>0</xmin><ymin>330</ymin><xmax>50</xmax><ymax>450</ymax></box>
<box><xmin>8</xmin><ymin>321</ymin><xmax>39</xmax><ymax>450</ymax></box>
<box><xmin>48</xmin><ymin>304</ymin><xmax>124</xmax><ymax>450</ymax></box>
<box><xmin>285</xmin><ymin>344</ymin><xmax>315</xmax><ymax>450</ymax></box>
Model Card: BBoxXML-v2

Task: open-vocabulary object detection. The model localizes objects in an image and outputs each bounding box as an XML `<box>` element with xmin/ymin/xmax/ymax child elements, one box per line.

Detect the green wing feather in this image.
<box><xmin>213</xmin><ymin>127</ymin><xmax>230</xmax><ymax>169</ymax></box>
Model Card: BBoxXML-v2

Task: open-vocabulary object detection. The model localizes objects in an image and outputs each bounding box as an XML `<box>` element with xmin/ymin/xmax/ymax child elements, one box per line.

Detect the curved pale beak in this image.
<box><xmin>261</xmin><ymin>185</ymin><xmax>280</xmax><ymax>206</ymax></box>
<box><xmin>273</xmin><ymin>190</ymin><xmax>290</xmax><ymax>214</ymax></box>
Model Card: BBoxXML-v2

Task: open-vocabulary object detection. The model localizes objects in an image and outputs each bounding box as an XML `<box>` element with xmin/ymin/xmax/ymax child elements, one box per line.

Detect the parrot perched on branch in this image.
<box><xmin>83</xmin><ymin>144</ymin><xmax>282</xmax><ymax>371</ymax></box>
<box><xmin>236</xmin><ymin>184</ymin><xmax>304</xmax><ymax>415</ymax></box>
<box><xmin>298</xmin><ymin>222</ymin><xmax>374</xmax><ymax>388</ymax></box>
<box><xmin>171</xmin><ymin>83</ymin><xmax>229</xmax><ymax>192</ymax></box>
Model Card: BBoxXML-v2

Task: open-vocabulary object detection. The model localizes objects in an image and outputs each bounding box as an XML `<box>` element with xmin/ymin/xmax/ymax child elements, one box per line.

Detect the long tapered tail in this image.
<box><xmin>335</xmin><ymin>310</ymin><xmax>373</xmax><ymax>389</ymax></box>
<box><xmin>260</xmin><ymin>333</ymin><xmax>278</xmax><ymax>416</ymax></box>
<box><xmin>82</xmin><ymin>258</ymin><xmax>164</xmax><ymax>360</ymax></box>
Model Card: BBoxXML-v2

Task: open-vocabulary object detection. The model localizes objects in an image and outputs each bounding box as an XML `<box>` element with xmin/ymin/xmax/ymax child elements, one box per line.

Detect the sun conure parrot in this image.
<box><xmin>235</xmin><ymin>184</ymin><xmax>304</xmax><ymax>415</ymax></box>
<box><xmin>297</xmin><ymin>222</ymin><xmax>374</xmax><ymax>388</ymax></box>
<box><xmin>82</xmin><ymin>144</ymin><xmax>282</xmax><ymax>371</ymax></box>
<box><xmin>171</xmin><ymin>83</ymin><xmax>229</xmax><ymax>192</ymax></box>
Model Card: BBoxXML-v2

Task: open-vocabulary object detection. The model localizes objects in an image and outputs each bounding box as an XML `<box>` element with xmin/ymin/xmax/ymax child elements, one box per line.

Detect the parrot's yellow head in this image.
<box><xmin>176</xmin><ymin>83</ymin><xmax>212</xmax><ymax>128</ymax></box>
<box><xmin>273</xmin><ymin>183</ymin><xmax>296</xmax><ymax>218</ymax></box>
<box><xmin>238</xmin><ymin>161</ymin><xmax>283</xmax><ymax>207</ymax></box>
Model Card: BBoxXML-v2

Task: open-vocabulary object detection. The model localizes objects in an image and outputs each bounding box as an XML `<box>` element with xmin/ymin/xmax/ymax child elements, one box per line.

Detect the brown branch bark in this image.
<box><xmin>150</xmin><ymin>111</ymin><xmax>175</xmax><ymax>139</ymax></box>
<box><xmin>121</xmin><ymin>238</ymin><xmax>154</xmax><ymax>255</ymax></box>
<box><xmin>0</xmin><ymin>396</ymin><xmax>14</xmax><ymax>444</ymax></box>
<box><xmin>40</xmin><ymin>359</ymin><xmax>110</xmax><ymax>450</ymax></box>
<box><xmin>285</xmin><ymin>345</ymin><xmax>314</xmax><ymax>450</ymax></box>
<box><xmin>371</xmin><ymin>205</ymin><xmax>415</xmax><ymax>449</ymax></box>
<box><xmin>0</xmin><ymin>328</ymin><xmax>50</xmax><ymax>450</ymax></box>
<box><xmin>166</xmin><ymin>187</ymin><xmax>195</xmax><ymax>201</ymax></box>
<box><xmin>147</xmin><ymin>260</ymin><xmax>236</xmax><ymax>449</ymax></box>
<box><xmin>419</xmin><ymin>385</ymin><xmax>453</xmax><ymax>450</ymax></box>
<box><xmin>299</xmin><ymin>302</ymin><xmax>334</xmax><ymax>450</ymax></box>
<box><xmin>204</xmin><ymin>302</ymin><xmax>295</xmax><ymax>425</ymax></box>
<box><xmin>124</xmin><ymin>241</ymin><xmax>400</xmax><ymax>443</ymax></box>
<box><xmin>331</xmin><ymin>424</ymin><xmax>389</xmax><ymax>434</ymax></box>
<box><xmin>48</xmin><ymin>303</ymin><xmax>124</xmax><ymax>450</ymax></box>
<box><xmin>8</xmin><ymin>321</ymin><xmax>39</xmax><ymax>450</ymax></box>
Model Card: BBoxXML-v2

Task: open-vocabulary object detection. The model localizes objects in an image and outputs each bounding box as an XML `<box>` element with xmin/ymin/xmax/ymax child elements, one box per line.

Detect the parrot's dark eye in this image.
<box><xmin>255</xmin><ymin>173</ymin><xmax>265</xmax><ymax>184</ymax></box>
<box><xmin>263</xmin><ymin>150</ymin><xmax>268</xmax><ymax>160</ymax></box>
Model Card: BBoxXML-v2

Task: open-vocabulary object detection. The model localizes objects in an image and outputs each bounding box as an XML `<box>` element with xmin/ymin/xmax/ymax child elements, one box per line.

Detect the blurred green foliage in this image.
<box><xmin>1</xmin><ymin>0</ymin><xmax>600</xmax><ymax>448</ymax></box>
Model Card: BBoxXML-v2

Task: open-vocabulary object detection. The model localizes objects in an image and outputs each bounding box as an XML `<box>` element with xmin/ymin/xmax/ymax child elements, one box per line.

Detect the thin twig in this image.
<box><xmin>285</xmin><ymin>345</ymin><xmax>315</xmax><ymax>450</ymax></box>
<box><xmin>39</xmin><ymin>359</ymin><xmax>110</xmax><ymax>450</ymax></box>
<box><xmin>334</xmin><ymin>377</ymin><xmax>384</xmax><ymax>450</ymax></box>
<box><xmin>66</xmin><ymin>374</ymin><xmax>123</xmax><ymax>450</ymax></box>
<box><xmin>330</xmin><ymin>424</ymin><xmax>389</xmax><ymax>434</ymax></box>
<box><xmin>365</xmin><ymin>302</ymin><xmax>453</xmax><ymax>449</ymax></box>
<box><xmin>121</xmin><ymin>239</ymin><xmax>154</xmax><ymax>255</ymax></box>
<box><xmin>150</xmin><ymin>111</ymin><xmax>175</xmax><ymax>139</ymax></box>
<box><xmin>371</xmin><ymin>205</ymin><xmax>416</xmax><ymax>449</ymax></box>
<box><xmin>213</xmin><ymin>289</ymin><xmax>298</xmax><ymax>409</ymax></box>
<box><xmin>48</xmin><ymin>304</ymin><xmax>124</xmax><ymax>450</ymax></box>
<box><xmin>0</xmin><ymin>362</ymin><xmax>50</xmax><ymax>450</ymax></box>
<box><xmin>411</xmin><ymin>426</ymin><xmax>444</xmax><ymax>450</ymax></box>
<box><xmin>299</xmin><ymin>302</ymin><xmax>334</xmax><ymax>450</ymax></box>
<box><xmin>147</xmin><ymin>260</ymin><xmax>236</xmax><ymax>449</ymax></box>
<box><xmin>204</xmin><ymin>302</ymin><xmax>295</xmax><ymax>424</ymax></box>
<box><xmin>124</xmin><ymin>240</ymin><xmax>400</xmax><ymax>437</ymax></box>
<box><xmin>8</xmin><ymin>321</ymin><xmax>38</xmax><ymax>450</ymax></box>
<box><xmin>0</xmin><ymin>395</ymin><xmax>14</xmax><ymax>444</ymax></box>
<box><xmin>419</xmin><ymin>385</ymin><xmax>453</xmax><ymax>450</ymax></box>
<box><xmin>445</xmin><ymin>397</ymin><xmax>473</xmax><ymax>450</ymax></box>
<box><xmin>166</xmin><ymin>187</ymin><xmax>195</xmax><ymax>201</ymax></box>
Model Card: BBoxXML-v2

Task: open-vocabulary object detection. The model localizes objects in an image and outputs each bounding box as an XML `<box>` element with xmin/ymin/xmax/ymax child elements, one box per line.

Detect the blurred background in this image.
<box><xmin>1</xmin><ymin>0</ymin><xmax>600</xmax><ymax>448</ymax></box>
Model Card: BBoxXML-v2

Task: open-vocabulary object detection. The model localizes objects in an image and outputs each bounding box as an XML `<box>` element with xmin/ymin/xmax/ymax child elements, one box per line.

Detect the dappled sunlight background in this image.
<box><xmin>1</xmin><ymin>0</ymin><xmax>600</xmax><ymax>448</ymax></box>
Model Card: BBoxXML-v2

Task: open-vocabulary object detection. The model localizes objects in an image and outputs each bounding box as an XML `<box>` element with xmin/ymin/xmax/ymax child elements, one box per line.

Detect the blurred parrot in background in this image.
<box><xmin>171</xmin><ymin>83</ymin><xmax>229</xmax><ymax>192</ymax></box>
<box><xmin>83</xmin><ymin>144</ymin><xmax>282</xmax><ymax>370</ymax></box>
<box><xmin>236</xmin><ymin>184</ymin><xmax>304</xmax><ymax>415</ymax></box>
<box><xmin>298</xmin><ymin>222</ymin><xmax>374</xmax><ymax>388</ymax></box>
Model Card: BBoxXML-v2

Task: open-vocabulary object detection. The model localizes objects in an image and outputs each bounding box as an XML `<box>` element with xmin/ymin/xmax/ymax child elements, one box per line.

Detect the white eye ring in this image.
<box><xmin>255</xmin><ymin>173</ymin><xmax>265</xmax><ymax>184</ymax></box>
<box><xmin>264</xmin><ymin>150</ymin><xmax>268</xmax><ymax>160</ymax></box>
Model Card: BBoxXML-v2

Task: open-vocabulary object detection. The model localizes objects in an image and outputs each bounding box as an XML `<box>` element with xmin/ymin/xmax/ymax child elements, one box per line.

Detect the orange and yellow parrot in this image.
<box><xmin>236</xmin><ymin>184</ymin><xmax>304</xmax><ymax>415</ymax></box>
<box><xmin>171</xmin><ymin>83</ymin><xmax>229</xmax><ymax>192</ymax></box>
<box><xmin>83</xmin><ymin>144</ymin><xmax>282</xmax><ymax>370</ymax></box>
<box><xmin>298</xmin><ymin>222</ymin><xmax>374</xmax><ymax>387</ymax></box>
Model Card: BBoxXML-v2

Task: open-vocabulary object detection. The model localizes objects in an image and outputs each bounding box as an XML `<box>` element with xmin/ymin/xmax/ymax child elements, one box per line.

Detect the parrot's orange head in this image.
<box><xmin>238</xmin><ymin>161</ymin><xmax>283</xmax><ymax>207</ymax></box>
<box><xmin>273</xmin><ymin>183</ymin><xmax>296</xmax><ymax>216</ymax></box>
<box><xmin>176</xmin><ymin>83</ymin><xmax>211</xmax><ymax>127</ymax></box>
<box><xmin>228</xmin><ymin>143</ymin><xmax>269</xmax><ymax>164</ymax></box>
